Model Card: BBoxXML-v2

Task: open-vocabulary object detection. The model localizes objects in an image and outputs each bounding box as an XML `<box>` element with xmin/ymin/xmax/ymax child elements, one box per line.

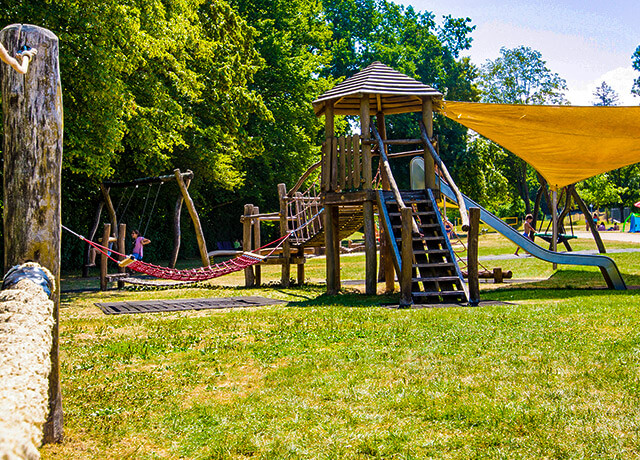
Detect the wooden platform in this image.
<box><xmin>96</xmin><ymin>296</ymin><xmax>285</xmax><ymax>315</ymax></box>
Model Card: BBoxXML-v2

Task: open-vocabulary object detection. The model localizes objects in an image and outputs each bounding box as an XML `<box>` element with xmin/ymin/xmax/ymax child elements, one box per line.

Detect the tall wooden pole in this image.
<box><xmin>400</xmin><ymin>207</ymin><xmax>413</xmax><ymax>307</ymax></box>
<box><xmin>174</xmin><ymin>169</ymin><xmax>209</xmax><ymax>267</ymax></box>
<box><xmin>324</xmin><ymin>101</ymin><xmax>340</xmax><ymax>294</ymax></box>
<box><xmin>361</xmin><ymin>94</ymin><xmax>377</xmax><ymax>295</ymax></box>
<box><xmin>1</xmin><ymin>24</ymin><xmax>64</xmax><ymax>442</ymax></box>
<box><xmin>170</xmin><ymin>175</ymin><xmax>191</xmax><ymax>268</ymax></box>
<box><xmin>422</xmin><ymin>98</ymin><xmax>436</xmax><ymax>190</ymax></box>
<box><xmin>243</xmin><ymin>203</ymin><xmax>255</xmax><ymax>287</ymax></box>
<box><xmin>377</xmin><ymin>112</ymin><xmax>395</xmax><ymax>293</ymax></box>
<box><xmin>279</xmin><ymin>184</ymin><xmax>291</xmax><ymax>287</ymax></box>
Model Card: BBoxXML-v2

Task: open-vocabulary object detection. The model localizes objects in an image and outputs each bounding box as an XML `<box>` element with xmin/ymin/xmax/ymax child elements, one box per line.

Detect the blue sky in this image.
<box><xmin>391</xmin><ymin>0</ymin><xmax>640</xmax><ymax>105</ymax></box>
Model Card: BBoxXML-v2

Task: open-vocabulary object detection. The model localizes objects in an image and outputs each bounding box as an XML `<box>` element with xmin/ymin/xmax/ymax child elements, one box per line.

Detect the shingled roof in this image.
<box><xmin>313</xmin><ymin>61</ymin><xmax>442</xmax><ymax>116</ymax></box>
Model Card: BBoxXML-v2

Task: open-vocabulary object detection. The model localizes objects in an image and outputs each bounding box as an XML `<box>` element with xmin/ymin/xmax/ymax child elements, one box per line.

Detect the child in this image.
<box><xmin>0</xmin><ymin>44</ymin><xmax>37</xmax><ymax>74</ymax></box>
<box><xmin>514</xmin><ymin>214</ymin><xmax>534</xmax><ymax>256</ymax></box>
<box><xmin>130</xmin><ymin>230</ymin><xmax>150</xmax><ymax>260</ymax></box>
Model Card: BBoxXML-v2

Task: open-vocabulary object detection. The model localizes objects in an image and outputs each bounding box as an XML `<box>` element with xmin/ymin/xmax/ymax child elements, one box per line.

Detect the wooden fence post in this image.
<box><xmin>467</xmin><ymin>207</ymin><xmax>481</xmax><ymax>306</ymax></box>
<box><xmin>253</xmin><ymin>206</ymin><xmax>261</xmax><ymax>286</ymax></box>
<box><xmin>1</xmin><ymin>23</ymin><xmax>64</xmax><ymax>443</ymax></box>
<box><xmin>400</xmin><ymin>207</ymin><xmax>413</xmax><ymax>307</ymax></box>
<box><xmin>100</xmin><ymin>224</ymin><xmax>111</xmax><ymax>291</ymax></box>
<box><xmin>117</xmin><ymin>223</ymin><xmax>127</xmax><ymax>289</ymax></box>
<box><xmin>243</xmin><ymin>204</ymin><xmax>255</xmax><ymax>287</ymax></box>
<box><xmin>278</xmin><ymin>183</ymin><xmax>291</xmax><ymax>287</ymax></box>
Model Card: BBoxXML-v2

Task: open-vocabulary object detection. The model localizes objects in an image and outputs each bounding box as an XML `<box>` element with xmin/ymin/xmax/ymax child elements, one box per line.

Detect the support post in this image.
<box><xmin>278</xmin><ymin>183</ymin><xmax>291</xmax><ymax>287</ymax></box>
<box><xmin>100</xmin><ymin>224</ymin><xmax>111</xmax><ymax>291</ymax></box>
<box><xmin>1</xmin><ymin>24</ymin><xmax>64</xmax><ymax>443</ymax></box>
<box><xmin>170</xmin><ymin>175</ymin><xmax>191</xmax><ymax>268</ymax></box>
<box><xmin>243</xmin><ymin>204</ymin><xmax>255</xmax><ymax>287</ymax></box>
<box><xmin>377</xmin><ymin>112</ymin><xmax>395</xmax><ymax>293</ymax></box>
<box><xmin>175</xmin><ymin>169</ymin><xmax>209</xmax><ymax>267</ymax></box>
<box><xmin>253</xmin><ymin>206</ymin><xmax>261</xmax><ymax>286</ymax></box>
<box><xmin>361</xmin><ymin>94</ymin><xmax>377</xmax><ymax>295</ymax></box>
<box><xmin>117</xmin><ymin>223</ymin><xmax>126</xmax><ymax>289</ymax></box>
<box><xmin>83</xmin><ymin>200</ymin><xmax>104</xmax><ymax>277</ymax></box>
<box><xmin>100</xmin><ymin>183</ymin><xmax>117</xmax><ymax>238</ymax></box>
<box><xmin>467</xmin><ymin>207</ymin><xmax>481</xmax><ymax>306</ymax></box>
<box><xmin>570</xmin><ymin>186</ymin><xmax>607</xmax><ymax>254</ymax></box>
<box><xmin>422</xmin><ymin>98</ymin><xmax>436</xmax><ymax>190</ymax></box>
<box><xmin>400</xmin><ymin>207</ymin><xmax>413</xmax><ymax>308</ymax></box>
<box><xmin>552</xmin><ymin>189</ymin><xmax>558</xmax><ymax>270</ymax></box>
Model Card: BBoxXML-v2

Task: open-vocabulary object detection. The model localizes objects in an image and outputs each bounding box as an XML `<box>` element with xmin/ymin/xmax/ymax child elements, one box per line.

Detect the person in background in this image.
<box><xmin>130</xmin><ymin>230</ymin><xmax>150</xmax><ymax>260</ymax></box>
<box><xmin>0</xmin><ymin>43</ymin><xmax>36</xmax><ymax>74</ymax></box>
<box><xmin>515</xmin><ymin>214</ymin><xmax>534</xmax><ymax>256</ymax></box>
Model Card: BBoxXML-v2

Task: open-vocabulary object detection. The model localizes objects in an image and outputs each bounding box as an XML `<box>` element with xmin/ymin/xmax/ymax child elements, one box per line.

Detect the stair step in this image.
<box><xmin>388</xmin><ymin>211</ymin><xmax>436</xmax><ymax>217</ymax></box>
<box><xmin>395</xmin><ymin>236</ymin><xmax>445</xmax><ymax>243</ymax></box>
<box><xmin>392</xmin><ymin>223</ymin><xmax>440</xmax><ymax>230</ymax></box>
<box><xmin>413</xmin><ymin>249</ymin><xmax>450</xmax><ymax>255</ymax></box>
<box><xmin>413</xmin><ymin>276</ymin><xmax>461</xmax><ymax>283</ymax></box>
<box><xmin>414</xmin><ymin>262</ymin><xmax>455</xmax><ymax>269</ymax></box>
<box><xmin>412</xmin><ymin>290</ymin><xmax>466</xmax><ymax>298</ymax></box>
<box><xmin>386</xmin><ymin>199</ymin><xmax>431</xmax><ymax>206</ymax></box>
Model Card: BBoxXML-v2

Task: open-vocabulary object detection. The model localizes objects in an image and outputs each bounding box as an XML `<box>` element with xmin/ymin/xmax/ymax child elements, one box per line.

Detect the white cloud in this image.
<box><xmin>567</xmin><ymin>66</ymin><xmax>638</xmax><ymax>106</ymax></box>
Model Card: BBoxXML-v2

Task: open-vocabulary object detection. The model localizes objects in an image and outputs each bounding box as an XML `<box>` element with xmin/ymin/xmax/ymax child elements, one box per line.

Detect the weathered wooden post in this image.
<box><xmin>422</xmin><ymin>98</ymin><xmax>436</xmax><ymax>190</ymax></box>
<box><xmin>278</xmin><ymin>184</ymin><xmax>291</xmax><ymax>287</ymax></box>
<box><xmin>361</xmin><ymin>94</ymin><xmax>377</xmax><ymax>295</ymax></box>
<box><xmin>400</xmin><ymin>207</ymin><xmax>413</xmax><ymax>307</ymax></box>
<box><xmin>117</xmin><ymin>223</ymin><xmax>127</xmax><ymax>289</ymax></box>
<box><xmin>377</xmin><ymin>112</ymin><xmax>395</xmax><ymax>293</ymax></box>
<box><xmin>252</xmin><ymin>206</ymin><xmax>261</xmax><ymax>286</ymax></box>
<box><xmin>99</xmin><ymin>224</ymin><xmax>111</xmax><ymax>291</ymax></box>
<box><xmin>170</xmin><ymin>171</ymin><xmax>191</xmax><ymax>268</ymax></box>
<box><xmin>175</xmin><ymin>169</ymin><xmax>209</xmax><ymax>267</ymax></box>
<box><xmin>552</xmin><ymin>189</ymin><xmax>558</xmax><ymax>270</ymax></box>
<box><xmin>324</xmin><ymin>100</ymin><xmax>340</xmax><ymax>294</ymax></box>
<box><xmin>467</xmin><ymin>207</ymin><xmax>481</xmax><ymax>306</ymax></box>
<box><xmin>243</xmin><ymin>203</ymin><xmax>255</xmax><ymax>287</ymax></box>
<box><xmin>1</xmin><ymin>24</ymin><xmax>64</xmax><ymax>442</ymax></box>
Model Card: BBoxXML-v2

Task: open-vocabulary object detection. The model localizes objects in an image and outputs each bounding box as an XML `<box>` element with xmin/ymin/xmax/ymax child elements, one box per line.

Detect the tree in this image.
<box><xmin>593</xmin><ymin>81</ymin><xmax>619</xmax><ymax>106</ymax></box>
<box><xmin>632</xmin><ymin>45</ymin><xmax>640</xmax><ymax>97</ymax></box>
<box><xmin>477</xmin><ymin>46</ymin><xmax>568</xmax><ymax>214</ymax></box>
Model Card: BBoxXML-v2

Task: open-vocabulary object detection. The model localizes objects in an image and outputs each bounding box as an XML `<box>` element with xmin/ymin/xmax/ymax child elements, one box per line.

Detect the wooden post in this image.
<box><xmin>174</xmin><ymin>169</ymin><xmax>209</xmax><ymax>267</ymax></box>
<box><xmin>552</xmin><ymin>189</ymin><xmax>558</xmax><ymax>270</ymax></box>
<box><xmin>278</xmin><ymin>183</ymin><xmax>291</xmax><ymax>287</ymax></box>
<box><xmin>253</xmin><ymin>206</ymin><xmax>261</xmax><ymax>286</ymax></box>
<box><xmin>99</xmin><ymin>224</ymin><xmax>111</xmax><ymax>291</ymax></box>
<box><xmin>467</xmin><ymin>207</ymin><xmax>481</xmax><ymax>306</ymax></box>
<box><xmin>377</xmin><ymin>112</ymin><xmax>395</xmax><ymax>293</ymax></box>
<box><xmin>100</xmin><ymin>183</ymin><xmax>117</xmax><ymax>238</ymax></box>
<box><xmin>243</xmin><ymin>204</ymin><xmax>255</xmax><ymax>287</ymax></box>
<box><xmin>1</xmin><ymin>24</ymin><xmax>64</xmax><ymax>443</ymax></box>
<box><xmin>170</xmin><ymin>175</ymin><xmax>190</xmax><ymax>268</ymax></box>
<box><xmin>83</xmin><ymin>200</ymin><xmax>104</xmax><ymax>277</ymax></box>
<box><xmin>361</xmin><ymin>94</ymin><xmax>377</xmax><ymax>295</ymax></box>
<box><xmin>322</xmin><ymin>101</ymin><xmax>335</xmax><ymax>192</ymax></box>
<box><xmin>117</xmin><ymin>223</ymin><xmax>126</xmax><ymax>289</ymax></box>
<box><xmin>400</xmin><ymin>207</ymin><xmax>413</xmax><ymax>307</ymax></box>
<box><xmin>570</xmin><ymin>186</ymin><xmax>606</xmax><ymax>254</ymax></box>
<box><xmin>422</xmin><ymin>98</ymin><xmax>436</xmax><ymax>190</ymax></box>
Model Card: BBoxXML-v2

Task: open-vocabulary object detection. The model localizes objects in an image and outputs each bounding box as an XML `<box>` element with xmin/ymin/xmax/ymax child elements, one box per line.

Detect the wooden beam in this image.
<box><xmin>103</xmin><ymin>170</ymin><xmax>194</xmax><ymax>188</ymax></box>
<box><xmin>552</xmin><ymin>189</ymin><xmax>558</xmax><ymax>270</ymax></box>
<box><xmin>174</xmin><ymin>169</ymin><xmax>209</xmax><ymax>267</ymax></box>
<box><xmin>100</xmin><ymin>224</ymin><xmax>110</xmax><ymax>291</ymax></box>
<box><xmin>278</xmin><ymin>183</ymin><xmax>291</xmax><ymax>287</ymax></box>
<box><xmin>253</xmin><ymin>206</ymin><xmax>261</xmax><ymax>286</ymax></box>
<box><xmin>170</xmin><ymin>176</ymin><xmax>190</xmax><ymax>268</ymax></box>
<box><xmin>422</xmin><ymin>98</ymin><xmax>436</xmax><ymax>190</ymax></box>
<box><xmin>1</xmin><ymin>24</ymin><xmax>64</xmax><ymax>443</ymax></box>
<box><xmin>361</xmin><ymin>94</ymin><xmax>376</xmax><ymax>294</ymax></box>
<box><xmin>117</xmin><ymin>223</ymin><xmax>126</xmax><ymax>289</ymax></box>
<box><xmin>400</xmin><ymin>207</ymin><xmax>413</xmax><ymax>307</ymax></box>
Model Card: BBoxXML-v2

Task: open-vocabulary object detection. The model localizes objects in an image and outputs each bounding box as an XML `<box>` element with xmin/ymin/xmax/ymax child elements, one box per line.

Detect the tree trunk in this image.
<box><xmin>1</xmin><ymin>24</ymin><xmax>64</xmax><ymax>443</ymax></box>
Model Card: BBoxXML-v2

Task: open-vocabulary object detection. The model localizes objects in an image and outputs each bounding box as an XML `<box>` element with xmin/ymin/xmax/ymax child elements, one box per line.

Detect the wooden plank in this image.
<box><xmin>422</xmin><ymin>98</ymin><xmax>436</xmax><ymax>190</ymax></box>
<box><xmin>325</xmin><ymin>204</ymin><xmax>338</xmax><ymax>294</ymax></box>
<box><xmin>361</xmin><ymin>95</ymin><xmax>372</xmax><ymax>189</ymax></box>
<box><xmin>323</xmin><ymin>101</ymin><xmax>335</xmax><ymax>192</ymax></box>
<box><xmin>253</xmin><ymin>206</ymin><xmax>261</xmax><ymax>286</ymax></box>
<box><xmin>338</xmin><ymin>136</ymin><xmax>346</xmax><ymax>190</ymax></box>
<box><xmin>353</xmin><ymin>134</ymin><xmax>361</xmax><ymax>189</ymax></box>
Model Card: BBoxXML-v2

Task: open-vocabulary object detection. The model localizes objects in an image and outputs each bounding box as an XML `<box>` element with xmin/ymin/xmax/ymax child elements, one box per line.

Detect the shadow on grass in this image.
<box><xmin>483</xmin><ymin>269</ymin><xmax>640</xmax><ymax>302</ymax></box>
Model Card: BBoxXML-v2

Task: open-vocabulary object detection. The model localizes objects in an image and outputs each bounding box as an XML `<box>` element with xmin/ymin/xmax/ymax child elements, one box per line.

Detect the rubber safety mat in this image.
<box><xmin>96</xmin><ymin>296</ymin><xmax>285</xmax><ymax>315</ymax></box>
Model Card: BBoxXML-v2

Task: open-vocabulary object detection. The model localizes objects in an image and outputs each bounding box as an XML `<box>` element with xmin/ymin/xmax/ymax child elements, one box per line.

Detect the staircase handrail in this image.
<box><xmin>289</xmin><ymin>160</ymin><xmax>322</xmax><ymax>196</ymax></box>
<box><xmin>419</xmin><ymin>120</ymin><xmax>470</xmax><ymax>231</ymax></box>
<box><xmin>371</xmin><ymin>125</ymin><xmax>420</xmax><ymax>234</ymax></box>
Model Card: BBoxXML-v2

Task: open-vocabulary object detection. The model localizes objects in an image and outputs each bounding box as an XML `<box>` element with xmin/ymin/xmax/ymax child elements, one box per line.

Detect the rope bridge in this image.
<box><xmin>63</xmin><ymin>208</ymin><xmax>323</xmax><ymax>283</ymax></box>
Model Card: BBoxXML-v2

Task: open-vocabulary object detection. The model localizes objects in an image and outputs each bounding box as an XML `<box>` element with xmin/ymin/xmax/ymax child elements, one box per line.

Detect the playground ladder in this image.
<box><xmin>379</xmin><ymin>189</ymin><xmax>468</xmax><ymax>304</ymax></box>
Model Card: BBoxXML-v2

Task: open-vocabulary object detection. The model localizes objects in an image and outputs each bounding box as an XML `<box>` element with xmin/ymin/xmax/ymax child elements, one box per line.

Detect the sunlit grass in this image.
<box><xmin>43</xmin><ymin>232</ymin><xmax>640</xmax><ymax>459</ymax></box>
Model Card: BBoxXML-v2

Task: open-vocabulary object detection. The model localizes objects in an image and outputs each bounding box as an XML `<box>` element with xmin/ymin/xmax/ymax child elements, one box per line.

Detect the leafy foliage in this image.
<box><xmin>592</xmin><ymin>81</ymin><xmax>620</xmax><ymax>106</ymax></box>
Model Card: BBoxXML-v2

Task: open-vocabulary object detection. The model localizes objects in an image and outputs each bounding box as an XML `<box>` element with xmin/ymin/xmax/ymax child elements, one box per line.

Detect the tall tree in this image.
<box><xmin>477</xmin><ymin>46</ymin><xmax>568</xmax><ymax>214</ymax></box>
<box><xmin>632</xmin><ymin>45</ymin><xmax>640</xmax><ymax>97</ymax></box>
<box><xmin>593</xmin><ymin>81</ymin><xmax>619</xmax><ymax>106</ymax></box>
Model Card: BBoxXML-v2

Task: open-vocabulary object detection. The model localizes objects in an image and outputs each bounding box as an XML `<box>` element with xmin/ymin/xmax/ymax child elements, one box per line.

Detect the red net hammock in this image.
<box><xmin>63</xmin><ymin>225</ymin><xmax>290</xmax><ymax>282</ymax></box>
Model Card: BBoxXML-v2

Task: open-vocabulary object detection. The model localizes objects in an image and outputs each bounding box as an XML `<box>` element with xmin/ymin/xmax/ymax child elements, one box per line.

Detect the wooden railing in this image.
<box><xmin>323</xmin><ymin>135</ymin><xmax>365</xmax><ymax>192</ymax></box>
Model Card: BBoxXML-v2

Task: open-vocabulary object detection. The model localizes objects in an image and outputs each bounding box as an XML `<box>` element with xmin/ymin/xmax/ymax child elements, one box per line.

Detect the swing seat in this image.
<box><xmin>534</xmin><ymin>232</ymin><xmax>578</xmax><ymax>244</ymax></box>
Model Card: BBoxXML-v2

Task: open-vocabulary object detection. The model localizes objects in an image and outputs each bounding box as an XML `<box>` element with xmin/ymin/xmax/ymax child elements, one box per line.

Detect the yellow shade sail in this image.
<box><xmin>438</xmin><ymin>101</ymin><xmax>640</xmax><ymax>189</ymax></box>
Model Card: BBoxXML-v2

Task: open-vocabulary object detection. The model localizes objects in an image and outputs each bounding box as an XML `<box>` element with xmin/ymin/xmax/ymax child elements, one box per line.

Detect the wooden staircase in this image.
<box><xmin>378</xmin><ymin>189</ymin><xmax>468</xmax><ymax>304</ymax></box>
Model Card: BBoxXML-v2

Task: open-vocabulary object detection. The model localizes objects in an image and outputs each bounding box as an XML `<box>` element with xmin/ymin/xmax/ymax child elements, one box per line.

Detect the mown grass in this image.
<box><xmin>42</xmin><ymin>233</ymin><xmax>640</xmax><ymax>459</ymax></box>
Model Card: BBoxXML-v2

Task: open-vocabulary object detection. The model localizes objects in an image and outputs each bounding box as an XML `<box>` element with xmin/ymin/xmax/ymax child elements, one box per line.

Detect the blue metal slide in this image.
<box><xmin>438</xmin><ymin>181</ymin><xmax>626</xmax><ymax>290</ymax></box>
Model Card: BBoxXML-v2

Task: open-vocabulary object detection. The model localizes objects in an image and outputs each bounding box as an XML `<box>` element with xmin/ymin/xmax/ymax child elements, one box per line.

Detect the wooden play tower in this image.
<box><xmin>310</xmin><ymin>62</ymin><xmax>471</xmax><ymax>305</ymax></box>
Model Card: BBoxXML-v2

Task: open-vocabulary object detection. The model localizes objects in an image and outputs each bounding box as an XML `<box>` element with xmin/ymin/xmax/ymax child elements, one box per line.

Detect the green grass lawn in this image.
<box><xmin>42</xmin><ymin>232</ymin><xmax>640</xmax><ymax>459</ymax></box>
